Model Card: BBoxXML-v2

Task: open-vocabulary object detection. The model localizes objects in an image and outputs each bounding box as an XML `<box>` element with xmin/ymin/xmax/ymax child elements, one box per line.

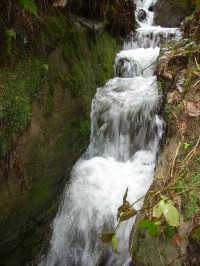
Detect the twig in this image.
<box><xmin>169</xmin><ymin>140</ymin><xmax>182</xmax><ymax>178</ymax></box>
<box><xmin>95</xmin><ymin>243</ymin><xmax>110</xmax><ymax>266</ymax></box>
<box><xmin>195</xmin><ymin>57</ymin><xmax>200</xmax><ymax>71</ymax></box>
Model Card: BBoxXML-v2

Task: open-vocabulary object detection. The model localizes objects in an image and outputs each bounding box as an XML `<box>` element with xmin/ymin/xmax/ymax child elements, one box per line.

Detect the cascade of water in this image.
<box><xmin>42</xmin><ymin>1</ymin><xmax>181</xmax><ymax>265</ymax></box>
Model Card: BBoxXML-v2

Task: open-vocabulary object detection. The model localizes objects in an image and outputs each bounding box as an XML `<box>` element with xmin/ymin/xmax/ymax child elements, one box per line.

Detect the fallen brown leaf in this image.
<box><xmin>185</xmin><ymin>101</ymin><xmax>200</xmax><ymax>117</ymax></box>
<box><xmin>53</xmin><ymin>0</ymin><xmax>67</xmax><ymax>8</ymax></box>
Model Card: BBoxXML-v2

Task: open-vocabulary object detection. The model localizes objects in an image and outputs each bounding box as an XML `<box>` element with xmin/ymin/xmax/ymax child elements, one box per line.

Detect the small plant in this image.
<box><xmin>183</xmin><ymin>142</ymin><xmax>190</xmax><ymax>150</ymax></box>
<box><xmin>157</xmin><ymin>81</ymin><xmax>163</xmax><ymax>93</ymax></box>
<box><xmin>99</xmin><ymin>188</ymin><xmax>137</xmax><ymax>255</ymax></box>
<box><xmin>19</xmin><ymin>0</ymin><xmax>38</xmax><ymax>17</ymax></box>
<box><xmin>139</xmin><ymin>194</ymin><xmax>179</xmax><ymax>237</ymax></box>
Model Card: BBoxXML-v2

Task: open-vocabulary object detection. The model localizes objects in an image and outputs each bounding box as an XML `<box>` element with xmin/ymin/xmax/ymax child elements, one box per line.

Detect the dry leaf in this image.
<box><xmin>53</xmin><ymin>0</ymin><xmax>67</xmax><ymax>8</ymax></box>
<box><xmin>164</xmin><ymin>71</ymin><xmax>173</xmax><ymax>80</ymax></box>
<box><xmin>192</xmin><ymin>71</ymin><xmax>200</xmax><ymax>77</ymax></box>
<box><xmin>167</xmin><ymin>91</ymin><xmax>180</xmax><ymax>104</ymax></box>
<box><xmin>176</xmin><ymin>70</ymin><xmax>186</xmax><ymax>92</ymax></box>
<box><xmin>185</xmin><ymin>101</ymin><xmax>200</xmax><ymax>117</ymax></box>
<box><xmin>172</xmin><ymin>234</ymin><xmax>181</xmax><ymax>246</ymax></box>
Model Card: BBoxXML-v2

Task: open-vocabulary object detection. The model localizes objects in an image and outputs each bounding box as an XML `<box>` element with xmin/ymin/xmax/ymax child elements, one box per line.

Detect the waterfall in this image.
<box><xmin>42</xmin><ymin>1</ymin><xmax>181</xmax><ymax>265</ymax></box>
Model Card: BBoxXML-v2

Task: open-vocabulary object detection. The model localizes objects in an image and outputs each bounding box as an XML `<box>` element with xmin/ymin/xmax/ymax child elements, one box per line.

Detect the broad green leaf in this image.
<box><xmin>139</xmin><ymin>220</ymin><xmax>154</xmax><ymax>229</ymax></box>
<box><xmin>153</xmin><ymin>199</ymin><xmax>165</xmax><ymax>219</ymax></box>
<box><xmin>123</xmin><ymin>187</ymin><xmax>128</xmax><ymax>204</ymax></box>
<box><xmin>120</xmin><ymin>208</ymin><xmax>137</xmax><ymax>221</ymax></box>
<box><xmin>163</xmin><ymin>203</ymin><xmax>179</xmax><ymax>226</ymax></box>
<box><xmin>100</xmin><ymin>232</ymin><xmax>115</xmax><ymax>243</ymax></box>
<box><xmin>111</xmin><ymin>234</ymin><xmax>119</xmax><ymax>253</ymax></box>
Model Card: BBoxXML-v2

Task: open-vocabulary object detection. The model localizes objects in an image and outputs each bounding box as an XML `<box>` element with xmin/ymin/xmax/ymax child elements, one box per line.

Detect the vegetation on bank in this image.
<box><xmin>130</xmin><ymin>5</ymin><xmax>200</xmax><ymax>265</ymax></box>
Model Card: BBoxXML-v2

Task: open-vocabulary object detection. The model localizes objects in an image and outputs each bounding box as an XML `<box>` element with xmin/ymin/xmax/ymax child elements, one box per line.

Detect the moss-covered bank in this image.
<box><xmin>0</xmin><ymin>15</ymin><xmax>119</xmax><ymax>265</ymax></box>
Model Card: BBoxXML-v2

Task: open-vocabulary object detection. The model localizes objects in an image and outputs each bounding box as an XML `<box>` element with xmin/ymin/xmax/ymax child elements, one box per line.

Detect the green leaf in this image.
<box><xmin>123</xmin><ymin>187</ymin><xmax>128</xmax><ymax>205</ymax></box>
<box><xmin>153</xmin><ymin>200</ymin><xmax>165</xmax><ymax>219</ymax></box>
<box><xmin>100</xmin><ymin>232</ymin><xmax>115</xmax><ymax>243</ymax></box>
<box><xmin>163</xmin><ymin>203</ymin><xmax>179</xmax><ymax>226</ymax></box>
<box><xmin>120</xmin><ymin>208</ymin><xmax>137</xmax><ymax>222</ymax></box>
<box><xmin>148</xmin><ymin>227</ymin><xmax>162</xmax><ymax>237</ymax></box>
<box><xmin>19</xmin><ymin>0</ymin><xmax>38</xmax><ymax>17</ymax></box>
<box><xmin>166</xmin><ymin>199</ymin><xmax>174</xmax><ymax>205</ymax></box>
<box><xmin>139</xmin><ymin>220</ymin><xmax>154</xmax><ymax>229</ymax></box>
<box><xmin>111</xmin><ymin>234</ymin><xmax>119</xmax><ymax>253</ymax></box>
<box><xmin>139</xmin><ymin>220</ymin><xmax>162</xmax><ymax>237</ymax></box>
<box><xmin>164</xmin><ymin>225</ymin><xmax>175</xmax><ymax>238</ymax></box>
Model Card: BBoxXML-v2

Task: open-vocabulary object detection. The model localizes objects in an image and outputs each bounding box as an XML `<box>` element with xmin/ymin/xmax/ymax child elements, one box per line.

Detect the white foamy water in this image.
<box><xmin>115</xmin><ymin>47</ymin><xmax>159</xmax><ymax>77</ymax></box>
<box><xmin>124</xmin><ymin>26</ymin><xmax>181</xmax><ymax>50</ymax></box>
<box><xmin>41</xmin><ymin>0</ymin><xmax>180</xmax><ymax>265</ymax></box>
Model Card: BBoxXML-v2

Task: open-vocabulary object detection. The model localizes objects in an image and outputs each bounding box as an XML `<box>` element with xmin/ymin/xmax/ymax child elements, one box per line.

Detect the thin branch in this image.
<box><xmin>169</xmin><ymin>140</ymin><xmax>182</xmax><ymax>178</ymax></box>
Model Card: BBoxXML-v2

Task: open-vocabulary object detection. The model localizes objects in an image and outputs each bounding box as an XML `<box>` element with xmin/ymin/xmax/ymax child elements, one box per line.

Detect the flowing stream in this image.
<box><xmin>42</xmin><ymin>0</ymin><xmax>180</xmax><ymax>265</ymax></box>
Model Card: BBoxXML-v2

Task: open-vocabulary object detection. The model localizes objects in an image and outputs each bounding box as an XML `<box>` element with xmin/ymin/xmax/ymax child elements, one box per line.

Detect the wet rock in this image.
<box><xmin>154</xmin><ymin>0</ymin><xmax>193</xmax><ymax>27</ymax></box>
<box><xmin>138</xmin><ymin>9</ymin><xmax>147</xmax><ymax>22</ymax></box>
<box><xmin>148</xmin><ymin>6</ymin><xmax>154</xmax><ymax>12</ymax></box>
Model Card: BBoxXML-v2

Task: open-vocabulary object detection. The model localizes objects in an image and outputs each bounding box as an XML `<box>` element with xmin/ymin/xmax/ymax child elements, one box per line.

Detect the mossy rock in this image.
<box><xmin>154</xmin><ymin>0</ymin><xmax>194</xmax><ymax>27</ymax></box>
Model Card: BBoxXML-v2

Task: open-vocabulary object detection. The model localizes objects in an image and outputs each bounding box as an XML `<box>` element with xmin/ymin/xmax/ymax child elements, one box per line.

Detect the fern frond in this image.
<box><xmin>19</xmin><ymin>0</ymin><xmax>38</xmax><ymax>17</ymax></box>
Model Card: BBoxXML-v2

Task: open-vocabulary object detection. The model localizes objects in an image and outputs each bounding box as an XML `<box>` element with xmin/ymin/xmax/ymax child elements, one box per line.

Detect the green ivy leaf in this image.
<box><xmin>163</xmin><ymin>203</ymin><xmax>179</xmax><ymax>226</ymax></box>
<box><xmin>153</xmin><ymin>199</ymin><xmax>165</xmax><ymax>219</ymax></box>
<box><xmin>111</xmin><ymin>234</ymin><xmax>119</xmax><ymax>253</ymax></box>
<box><xmin>100</xmin><ymin>232</ymin><xmax>115</xmax><ymax>243</ymax></box>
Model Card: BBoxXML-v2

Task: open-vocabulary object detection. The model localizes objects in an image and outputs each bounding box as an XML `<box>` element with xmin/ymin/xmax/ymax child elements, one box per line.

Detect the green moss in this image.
<box><xmin>0</xmin><ymin>57</ymin><xmax>46</xmax><ymax>159</ymax></box>
<box><xmin>44</xmin><ymin>16</ymin><xmax>68</xmax><ymax>49</ymax></box>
